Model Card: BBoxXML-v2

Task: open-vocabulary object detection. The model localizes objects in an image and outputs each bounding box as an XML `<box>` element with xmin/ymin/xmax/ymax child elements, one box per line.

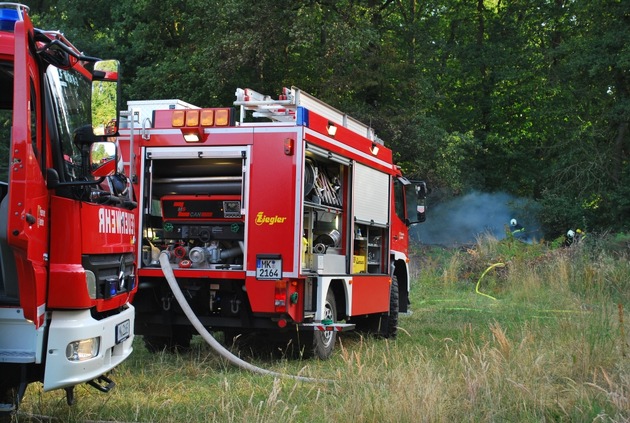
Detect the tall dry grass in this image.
<box><xmin>15</xmin><ymin>234</ymin><xmax>630</xmax><ymax>422</ymax></box>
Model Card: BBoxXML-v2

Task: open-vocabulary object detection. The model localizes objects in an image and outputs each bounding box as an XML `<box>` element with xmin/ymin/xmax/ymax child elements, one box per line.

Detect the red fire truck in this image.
<box><xmin>122</xmin><ymin>87</ymin><xmax>425</xmax><ymax>358</ymax></box>
<box><xmin>0</xmin><ymin>3</ymin><xmax>136</xmax><ymax>412</ymax></box>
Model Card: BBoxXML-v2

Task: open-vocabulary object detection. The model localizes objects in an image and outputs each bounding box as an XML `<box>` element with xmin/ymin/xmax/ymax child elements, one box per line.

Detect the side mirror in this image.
<box><xmin>416</xmin><ymin>200</ymin><xmax>426</xmax><ymax>223</ymax></box>
<box><xmin>73</xmin><ymin>124</ymin><xmax>98</xmax><ymax>146</ymax></box>
<box><xmin>415</xmin><ymin>181</ymin><xmax>427</xmax><ymax>223</ymax></box>
<box><xmin>416</xmin><ymin>181</ymin><xmax>427</xmax><ymax>199</ymax></box>
<box><xmin>404</xmin><ymin>180</ymin><xmax>428</xmax><ymax>226</ymax></box>
<box><xmin>90</xmin><ymin>141</ymin><xmax>118</xmax><ymax>178</ymax></box>
<box><xmin>91</xmin><ymin>60</ymin><xmax>120</xmax><ymax>137</ymax></box>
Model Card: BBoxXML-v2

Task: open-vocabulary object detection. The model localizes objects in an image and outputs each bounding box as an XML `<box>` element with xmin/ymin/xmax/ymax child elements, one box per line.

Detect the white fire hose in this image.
<box><xmin>159</xmin><ymin>252</ymin><xmax>330</xmax><ymax>383</ymax></box>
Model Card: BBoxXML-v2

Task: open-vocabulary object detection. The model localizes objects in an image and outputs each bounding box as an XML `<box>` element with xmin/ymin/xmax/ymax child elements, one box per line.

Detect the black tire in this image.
<box><xmin>296</xmin><ymin>289</ymin><xmax>337</xmax><ymax>359</ymax></box>
<box><xmin>313</xmin><ymin>290</ymin><xmax>337</xmax><ymax>358</ymax></box>
<box><xmin>379</xmin><ymin>275</ymin><xmax>399</xmax><ymax>338</ymax></box>
<box><xmin>221</xmin><ymin>330</ymin><xmax>242</xmax><ymax>347</ymax></box>
<box><xmin>222</xmin><ymin>330</ymin><xmax>279</xmax><ymax>358</ymax></box>
<box><xmin>0</xmin><ymin>386</ymin><xmax>18</xmax><ymax>416</ymax></box>
<box><xmin>143</xmin><ymin>331</ymin><xmax>192</xmax><ymax>353</ymax></box>
<box><xmin>398</xmin><ymin>275</ymin><xmax>409</xmax><ymax>313</ymax></box>
<box><xmin>353</xmin><ymin>276</ymin><xmax>399</xmax><ymax>338</ymax></box>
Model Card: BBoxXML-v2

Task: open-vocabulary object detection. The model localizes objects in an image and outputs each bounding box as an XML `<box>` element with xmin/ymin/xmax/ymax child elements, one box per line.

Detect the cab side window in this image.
<box><xmin>394</xmin><ymin>178</ymin><xmax>405</xmax><ymax>221</ymax></box>
<box><xmin>0</xmin><ymin>109</ymin><xmax>10</xmax><ymax>187</ymax></box>
<box><xmin>0</xmin><ymin>62</ymin><xmax>12</xmax><ymax>188</ymax></box>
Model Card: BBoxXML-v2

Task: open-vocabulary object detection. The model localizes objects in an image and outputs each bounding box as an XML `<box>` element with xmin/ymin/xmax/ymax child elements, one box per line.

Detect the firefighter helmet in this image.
<box><xmin>510</xmin><ymin>219</ymin><xmax>517</xmax><ymax>226</ymax></box>
<box><xmin>567</xmin><ymin>230</ymin><xmax>575</xmax><ymax>238</ymax></box>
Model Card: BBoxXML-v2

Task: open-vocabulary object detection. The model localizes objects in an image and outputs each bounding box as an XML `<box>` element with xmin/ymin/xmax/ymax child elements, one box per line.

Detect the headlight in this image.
<box><xmin>66</xmin><ymin>337</ymin><xmax>100</xmax><ymax>361</ymax></box>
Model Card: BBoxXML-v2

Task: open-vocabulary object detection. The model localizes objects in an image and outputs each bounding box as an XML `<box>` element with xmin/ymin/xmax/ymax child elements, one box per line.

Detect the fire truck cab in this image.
<box><xmin>124</xmin><ymin>87</ymin><xmax>425</xmax><ymax>358</ymax></box>
<box><xmin>0</xmin><ymin>3</ymin><xmax>136</xmax><ymax>411</ymax></box>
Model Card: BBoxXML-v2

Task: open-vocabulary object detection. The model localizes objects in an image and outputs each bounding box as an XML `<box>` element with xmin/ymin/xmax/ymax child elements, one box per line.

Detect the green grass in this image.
<box><xmin>15</xmin><ymin>235</ymin><xmax>630</xmax><ymax>422</ymax></box>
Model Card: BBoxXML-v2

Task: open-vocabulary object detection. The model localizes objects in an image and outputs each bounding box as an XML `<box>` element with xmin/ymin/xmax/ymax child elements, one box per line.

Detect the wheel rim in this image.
<box><xmin>321</xmin><ymin>301</ymin><xmax>334</xmax><ymax>347</ymax></box>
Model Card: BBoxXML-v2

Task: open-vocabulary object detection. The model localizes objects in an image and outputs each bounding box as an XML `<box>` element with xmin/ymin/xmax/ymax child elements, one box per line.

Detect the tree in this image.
<box><xmin>538</xmin><ymin>0</ymin><xmax>630</xmax><ymax>233</ymax></box>
<box><xmin>27</xmin><ymin>0</ymin><xmax>630</xmax><ymax>235</ymax></box>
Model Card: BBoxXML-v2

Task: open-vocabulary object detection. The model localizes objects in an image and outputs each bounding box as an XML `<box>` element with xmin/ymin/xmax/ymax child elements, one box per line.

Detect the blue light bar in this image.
<box><xmin>0</xmin><ymin>8</ymin><xmax>20</xmax><ymax>32</ymax></box>
<box><xmin>296</xmin><ymin>106</ymin><xmax>308</xmax><ymax>127</ymax></box>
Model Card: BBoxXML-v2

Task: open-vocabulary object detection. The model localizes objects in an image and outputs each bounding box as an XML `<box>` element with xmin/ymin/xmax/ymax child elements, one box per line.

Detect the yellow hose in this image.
<box><xmin>475</xmin><ymin>263</ymin><xmax>505</xmax><ymax>301</ymax></box>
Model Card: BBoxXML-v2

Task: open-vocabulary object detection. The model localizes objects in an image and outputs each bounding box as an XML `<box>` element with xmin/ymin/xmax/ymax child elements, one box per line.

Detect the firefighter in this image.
<box><xmin>509</xmin><ymin>218</ymin><xmax>525</xmax><ymax>238</ymax></box>
<box><xmin>507</xmin><ymin>218</ymin><xmax>531</xmax><ymax>243</ymax></box>
<box><xmin>565</xmin><ymin>228</ymin><xmax>586</xmax><ymax>246</ymax></box>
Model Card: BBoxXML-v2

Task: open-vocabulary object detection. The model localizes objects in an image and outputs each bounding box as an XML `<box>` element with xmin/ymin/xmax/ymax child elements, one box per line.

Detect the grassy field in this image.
<box><xmin>15</xmin><ymin>235</ymin><xmax>630</xmax><ymax>422</ymax></box>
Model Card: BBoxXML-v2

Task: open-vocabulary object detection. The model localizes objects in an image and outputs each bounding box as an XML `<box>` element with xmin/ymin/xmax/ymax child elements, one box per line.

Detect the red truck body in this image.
<box><xmin>122</xmin><ymin>87</ymin><xmax>424</xmax><ymax>357</ymax></box>
<box><xmin>0</xmin><ymin>3</ymin><xmax>136</xmax><ymax>411</ymax></box>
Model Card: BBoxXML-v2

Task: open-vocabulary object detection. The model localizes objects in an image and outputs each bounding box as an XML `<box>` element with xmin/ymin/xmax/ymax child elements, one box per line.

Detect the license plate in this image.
<box><xmin>116</xmin><ymin>320</ymin><xmax>130</xmax><ymax>344</ymax></box>
<box><xmin>256</xmin><ymin>258</ymin><xmax>282</xmax><ymax>280</ymax></box>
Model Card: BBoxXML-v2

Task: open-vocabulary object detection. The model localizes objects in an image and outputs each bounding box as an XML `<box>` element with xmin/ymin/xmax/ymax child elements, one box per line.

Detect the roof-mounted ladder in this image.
<box><xmin>234</xmin><ymin>86</ymin><xmax>383</xmax><ymax>144</ymax></box>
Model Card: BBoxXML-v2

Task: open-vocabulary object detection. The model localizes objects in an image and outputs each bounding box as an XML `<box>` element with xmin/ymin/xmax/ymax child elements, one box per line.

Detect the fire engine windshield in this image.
<box><xmin>46</xmin><ymin>65</ymin><xmax>92</xmax><ymax>181</ymax></box>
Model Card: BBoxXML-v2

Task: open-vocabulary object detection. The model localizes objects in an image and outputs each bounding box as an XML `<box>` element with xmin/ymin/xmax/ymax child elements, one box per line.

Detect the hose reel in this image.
<box><xmin>313</xmin><ymin>229</ymin><xmax>340</xmax><ymax>254</ymax></box>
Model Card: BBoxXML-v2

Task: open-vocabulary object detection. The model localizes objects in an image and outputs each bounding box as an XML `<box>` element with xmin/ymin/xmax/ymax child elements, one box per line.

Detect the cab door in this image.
<box><xmin>9</xmin><ymin>14</ymin><xmax>50</xmax><ymax>328</ymax></box>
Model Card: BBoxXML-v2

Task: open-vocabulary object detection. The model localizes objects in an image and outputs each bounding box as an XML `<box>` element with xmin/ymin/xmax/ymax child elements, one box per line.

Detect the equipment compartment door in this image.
<box><xmin>246</xmin><ymin>130</ymin><xmax>300</xmax><ymax>278</ymax></box>
<box><xmin>353</xmin><ymin>162</ymin><xmax>390</xmax><ymax>226</ymax></box>
<box><xmin>141</xmin><ymin>146</ymin><xmax>250</xmax><ymax>272</ymax></box>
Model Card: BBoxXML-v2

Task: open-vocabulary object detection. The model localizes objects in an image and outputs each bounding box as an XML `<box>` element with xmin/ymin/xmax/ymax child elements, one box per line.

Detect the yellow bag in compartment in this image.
<box><xmin>353</xmin><ymin>255</ymin><xmax>366</xmax><ymax>273</ymax></box>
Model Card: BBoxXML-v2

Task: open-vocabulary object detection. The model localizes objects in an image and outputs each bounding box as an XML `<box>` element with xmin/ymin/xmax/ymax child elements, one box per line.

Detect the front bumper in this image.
<box><xmin>43</xmin><ymin>305</ymin><xmax>135</xmax><ymax>391</ymax></box>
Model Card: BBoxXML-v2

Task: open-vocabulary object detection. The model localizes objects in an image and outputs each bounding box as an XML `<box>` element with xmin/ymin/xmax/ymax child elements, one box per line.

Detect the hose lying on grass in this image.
<box><xmin>159</xmin><ymin>252</ymin><xmax>331</xmax><ymax>384</ymax></box>
<box><xmin>475</xmin><ymin>262</ymin><xmax>505</xmax><ymax>301</ymax></box>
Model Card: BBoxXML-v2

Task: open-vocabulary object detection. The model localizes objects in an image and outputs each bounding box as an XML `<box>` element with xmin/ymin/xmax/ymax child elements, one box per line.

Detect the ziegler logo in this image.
<box><xmin>255</xmin><ymin>212</ymin><xmax>287</xmax><ymax>226</ymax></box>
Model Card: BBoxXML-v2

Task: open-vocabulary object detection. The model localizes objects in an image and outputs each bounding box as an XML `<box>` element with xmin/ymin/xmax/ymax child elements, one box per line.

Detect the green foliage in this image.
<box><xmin>27</xmin><ymin>0</ymin><xmax>630</xmax><ymax>235</ymax></box>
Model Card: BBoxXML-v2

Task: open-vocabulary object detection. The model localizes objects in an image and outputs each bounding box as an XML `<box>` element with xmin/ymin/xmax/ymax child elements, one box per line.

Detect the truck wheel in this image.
<box><xmin>353</xmin><ymin>275</ymin><xmax>399</xmax><ymax>338</ymax></box>
<box><xmin>143</xmin><ymin>331</ymin><xmax>192</xmax><ymax>353</ymax></box>
<box><xmin>398</xmin><ymin>275</ymin><xmax>409</xmax><ymax>313</ymax></box>
<box><xmin>222</xmin><ymin>330</ymin><xmax>241</xmax><ymax>347</ymax></box>
<box><xmin>310</xmin><ymin>290</ymin><xmax>337</xmax><ymax>359</ymax></box>
<box><xmin>378</xmin><ymin>275</ymin><xmax>399</xmax><ymax>338</ymax></box>
<box><xmin>0</xmin><ymin>386</ymin><xmax>18</xmax><ymax>414</ymax></box>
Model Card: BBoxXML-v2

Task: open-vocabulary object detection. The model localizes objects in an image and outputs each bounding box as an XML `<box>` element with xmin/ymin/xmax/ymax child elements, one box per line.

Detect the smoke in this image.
<box><xmin>412</xmin><ymin>191</ymin><xmax>541</xmax><ymax>246</ymax></box>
